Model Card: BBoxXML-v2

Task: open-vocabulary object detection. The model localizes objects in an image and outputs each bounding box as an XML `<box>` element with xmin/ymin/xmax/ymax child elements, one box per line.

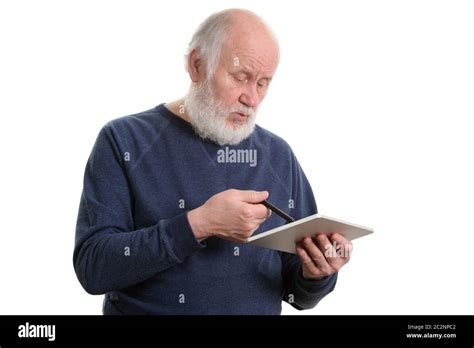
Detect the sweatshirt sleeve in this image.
<box><xmin>73</xmin><ymin>124</ymin><xmax>206</xmax><ymax>295</ymax></box>
<box><xmin>280</xmin><ymin>152</ymin><xmax>337</xmax><ymax>310</ymax></box>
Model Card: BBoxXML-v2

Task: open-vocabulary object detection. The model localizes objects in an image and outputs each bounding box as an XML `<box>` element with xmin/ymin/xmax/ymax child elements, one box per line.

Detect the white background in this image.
<box><xmin>1</xmin><ymin>0</ymin><xmax>473</xmax><ymax>315</ymax></box>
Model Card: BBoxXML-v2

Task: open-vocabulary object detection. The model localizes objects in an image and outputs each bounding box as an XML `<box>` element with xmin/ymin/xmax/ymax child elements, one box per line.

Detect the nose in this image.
<box><xmin>239</xmin><ymin>83</ymin><xmax>259</xmax><ymax>109</ymax></box>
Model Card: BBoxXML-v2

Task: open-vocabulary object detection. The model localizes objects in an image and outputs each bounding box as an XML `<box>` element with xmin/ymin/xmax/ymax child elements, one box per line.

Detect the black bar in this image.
<box><xmin>1</xmin><ymin>315</ymin><xmax>473</xmax><ymax>346</ymax></box>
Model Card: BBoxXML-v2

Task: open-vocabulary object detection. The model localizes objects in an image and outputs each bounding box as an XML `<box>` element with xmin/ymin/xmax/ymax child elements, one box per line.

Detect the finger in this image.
<box><xmin>330</xmin><ymin>233</ymin><xmax>350</xmax><ymax>245</ymax></box>
<box><xmin>244</xmin><ymin>220</ymin><xmax>265</xmax><ymax>236</ymax></box>
<box><xmin>249</xmin><ymin>203</ymin><xmax>272</xmax><ymax>219</ymax></box>
<box><xmin>240</xmin><ymin>190</ymin><xmax>269</xmax><ymax>204</ymax></box>
<box><xmin>266</xmin><ymin>208</ymin><xmax>272</xmax><ymax>218</ymax></box>
<box><xmin>317</xmin><ymin>233</ymin><xmax>349</xmax><ymax>265</ymax></box>
<box><xmin>296</xmin><ymin>243</ymin><xmax>322</xmax><ymax>276</ymax></box>
<box><xmin>330</xmin><ymin>233</ymin><xmax>353</xmax><ymax>260</ymax></box>
<box><xmin>315</xmin><ymin>234</ymin><xmax>345</xmax><ymax>269</ymax></box>
<box><xmin>249</xmin><ymin>222</ymin><xmax>265</xmax><ymax>236</ymax></box>
<box><xmin>314</xmin><ymin>234</ymin><xmax>337</xmax><ymax>260</ymax></box>
<box><xmin>252</xmin><ymin>217</ymin><xmax>268</xmax><ymax>226</ymax></box>
<box><xmin>301</xmin><ymin>236</ymin><xmax>333</xmax><ymax>274</ymax></box>
<box><xmin>255</xmin><ymin>206</ymin><xmax>272</xmax><ymax>221</ymax></box>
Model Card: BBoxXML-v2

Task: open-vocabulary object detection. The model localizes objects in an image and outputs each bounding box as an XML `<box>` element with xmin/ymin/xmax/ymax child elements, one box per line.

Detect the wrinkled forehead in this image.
<box><xmin>220</xmin><ymin>26</ymin><xmax>280</xmax><ymax>75</ymax></box>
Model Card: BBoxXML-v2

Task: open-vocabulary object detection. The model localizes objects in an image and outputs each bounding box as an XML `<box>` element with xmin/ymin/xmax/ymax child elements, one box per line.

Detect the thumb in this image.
<box><xmin>241</xmin><ymin>190</ymin><xmax>269</xmax><ymax>203</ymax></box>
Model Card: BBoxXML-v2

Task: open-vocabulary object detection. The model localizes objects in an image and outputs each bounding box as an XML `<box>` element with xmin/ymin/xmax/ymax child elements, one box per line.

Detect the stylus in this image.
<box><xmin>260</xmin><ymin>200</ymin><xmax>295</xmax><ymax>224</ymax></box>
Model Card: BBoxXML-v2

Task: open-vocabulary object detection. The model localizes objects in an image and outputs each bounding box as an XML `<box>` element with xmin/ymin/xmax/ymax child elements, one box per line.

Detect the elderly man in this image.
<box><xmin>74</xmin><ymin>8</ymin><xmax>352</xmax><ymax>315</ymax></box>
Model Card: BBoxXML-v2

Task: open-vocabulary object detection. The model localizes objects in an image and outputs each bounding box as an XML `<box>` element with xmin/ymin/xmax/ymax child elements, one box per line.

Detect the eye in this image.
<box><xmin>233</xmin><ymin>73</ymin><xmax>247</xmax><ymax>82</ymax></box>
<box><xmin>258</xmin><ymin>79</ymin><xmax>270</xmax><ymax>88</ymax></box>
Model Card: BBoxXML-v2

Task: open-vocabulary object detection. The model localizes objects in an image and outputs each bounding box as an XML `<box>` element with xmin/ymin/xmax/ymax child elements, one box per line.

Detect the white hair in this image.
<box><xmin>184</xmin><ymin>9</ymin><xmax>278</xmax><ymax>79</ymax></box>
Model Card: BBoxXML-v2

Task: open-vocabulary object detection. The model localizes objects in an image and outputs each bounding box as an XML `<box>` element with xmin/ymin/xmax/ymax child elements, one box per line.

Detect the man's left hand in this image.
<box><xmin>295</xmin><ymin>233</ymin><xmax>353</xmax><ymax>280</ymax></box>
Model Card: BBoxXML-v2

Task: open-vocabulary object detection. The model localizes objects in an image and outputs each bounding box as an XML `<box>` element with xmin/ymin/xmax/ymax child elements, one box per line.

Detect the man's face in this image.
<box><xmin>211</xmin><ymin>34</ymin><xmax>279</xmax><ymax>129</ymax></box>
<box><xmin>185</xmin><ymin>26</ymin><xmax>279</xmax><ymax>145</ymax></box>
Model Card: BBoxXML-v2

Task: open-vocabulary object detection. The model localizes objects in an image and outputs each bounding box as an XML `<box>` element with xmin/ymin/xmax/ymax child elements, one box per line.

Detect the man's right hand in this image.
<box><xmin>187</xmin><ymin>189</ymin><xmax>272</xmax><ymax>243</ymax></box>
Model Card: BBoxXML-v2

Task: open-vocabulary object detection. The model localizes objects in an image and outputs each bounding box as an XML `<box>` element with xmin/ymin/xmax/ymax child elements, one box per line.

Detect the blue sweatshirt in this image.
<box><xmin>73</xmin><ymin>104</ymin><xmax>337</xmax><ymax>315</ymax></box>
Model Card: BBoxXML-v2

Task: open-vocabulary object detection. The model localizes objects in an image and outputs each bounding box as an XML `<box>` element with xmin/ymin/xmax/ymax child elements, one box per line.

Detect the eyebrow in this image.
<box><xmin>231</xmin><ymin>69</ymin><xmax>273</xmax><ymax>82</ymax></box>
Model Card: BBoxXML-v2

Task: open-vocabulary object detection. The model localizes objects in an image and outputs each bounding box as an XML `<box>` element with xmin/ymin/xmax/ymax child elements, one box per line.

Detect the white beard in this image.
<box><xmin>183</xmin><ymin>79</ymin><xmax>258</xmax><ymax>145</ymax></box>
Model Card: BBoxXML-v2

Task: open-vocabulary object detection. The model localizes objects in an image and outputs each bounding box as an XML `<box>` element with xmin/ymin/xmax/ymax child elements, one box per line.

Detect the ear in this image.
<box><xmin>187</xmin><ymin>49</ymin><xmax>203</xmax><ymax>83</ymax></box>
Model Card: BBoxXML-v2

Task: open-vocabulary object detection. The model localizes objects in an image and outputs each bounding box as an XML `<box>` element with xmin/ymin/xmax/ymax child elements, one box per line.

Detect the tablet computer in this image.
<box><xmin>246</xmin><ymin>214</ymin><xmax>373</xmax><ymax>254</ymax></box>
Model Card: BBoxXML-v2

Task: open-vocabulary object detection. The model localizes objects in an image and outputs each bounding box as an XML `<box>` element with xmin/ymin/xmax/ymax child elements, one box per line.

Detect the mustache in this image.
<box><xmin>228</xmin><ymin>105</ymin><xmax>256</xmax><ymax>117</ymax></box>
